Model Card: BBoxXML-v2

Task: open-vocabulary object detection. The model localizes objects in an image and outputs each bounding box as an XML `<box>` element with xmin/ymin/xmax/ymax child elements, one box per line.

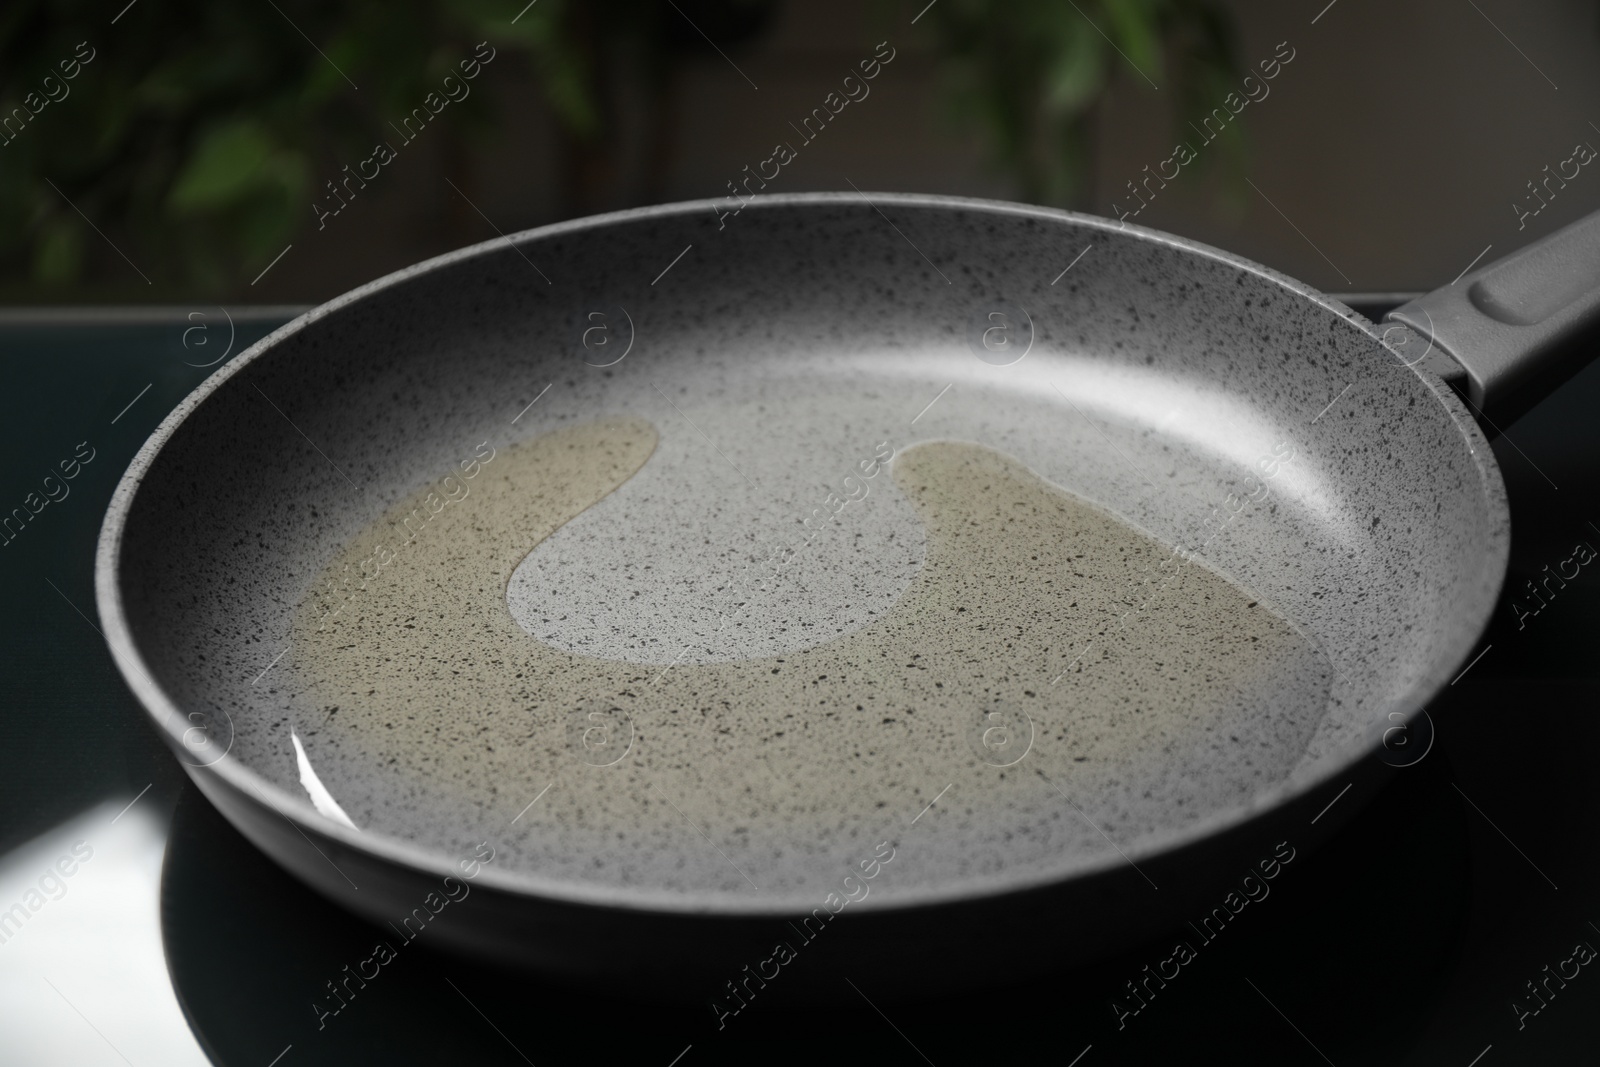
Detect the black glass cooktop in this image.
<box><xmin>2</xmin><ymin>300</ymin><xmax>1597</xmax><ymax>1066</ymax></box>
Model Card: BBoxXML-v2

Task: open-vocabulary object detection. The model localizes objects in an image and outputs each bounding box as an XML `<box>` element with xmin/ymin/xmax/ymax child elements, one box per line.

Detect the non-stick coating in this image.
<box><xmin>98</xmin><ymin>194</ymin><xmax>1506</xmax><ymax>924</ymax></box>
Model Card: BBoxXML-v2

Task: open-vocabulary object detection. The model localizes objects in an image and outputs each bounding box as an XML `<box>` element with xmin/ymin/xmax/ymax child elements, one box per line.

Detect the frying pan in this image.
<box><xmin>94</xmin><ymin>193</ymin><xmax>1600</xmax><ymax>1000</ymax></box>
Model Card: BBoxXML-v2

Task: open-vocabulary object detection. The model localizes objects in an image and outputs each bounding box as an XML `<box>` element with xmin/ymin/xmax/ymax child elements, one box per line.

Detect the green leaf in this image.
<box><xmin>1043</xmin><ymin>24</ymin><xmax>1106</xmax><ymax>115</ymax></box>
<box><xmin>168</xmin><ymin>121</ymin><xmax>276</xmax><ymax>213</ymax></box>
<box><xmin>33</xmin><ymin>216</ymin><xmax>82</xmax><ymax>283</ymax></box>
<box><xmin>1100</xmin><ymin>0</ymin><xmax>1164</xmax><ymax>85</ymax></box>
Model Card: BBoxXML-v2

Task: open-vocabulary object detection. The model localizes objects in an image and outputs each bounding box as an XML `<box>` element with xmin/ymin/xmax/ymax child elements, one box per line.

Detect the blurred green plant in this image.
<box><xmin>917</xmin><ymin>0</ymin><xmax>1239</xmax><ymax>205</ymax></box>
<box><xmin>0</xmin><ymin>0</ymin><xmax>772</xmax><ymax>293</ymax></box>
<box><xmin>0</xmin><ymin>0</ymin><xmax>1226</xmax><ymax>294</ymax></box>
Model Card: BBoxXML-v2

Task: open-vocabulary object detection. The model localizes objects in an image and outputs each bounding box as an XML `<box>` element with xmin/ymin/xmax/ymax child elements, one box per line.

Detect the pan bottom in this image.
<box><xmin>265</xmin><ymin>410</ymin><xmax>1333</xmax><ymax>909</ymax></box>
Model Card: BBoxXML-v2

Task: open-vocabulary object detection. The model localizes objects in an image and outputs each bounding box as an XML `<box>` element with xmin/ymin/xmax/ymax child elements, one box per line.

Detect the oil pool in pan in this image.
<box><xmin>285</xmin><ymin>416</ymin><xmax>1330</xmax><ymax>898</ymax></box>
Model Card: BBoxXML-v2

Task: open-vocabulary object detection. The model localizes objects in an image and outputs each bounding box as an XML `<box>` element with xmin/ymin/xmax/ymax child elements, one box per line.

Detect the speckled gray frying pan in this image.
<box><xmin>96</xmin><ymin>194</ymin><xmax>1600</xmax><ymax>998</ymax></box>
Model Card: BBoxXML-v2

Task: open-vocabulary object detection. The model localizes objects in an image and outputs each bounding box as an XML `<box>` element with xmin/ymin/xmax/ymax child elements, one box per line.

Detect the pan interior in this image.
<box><xmin>111</xmin><ymin>196</ymin><xmax>1505</xmax><ymax>910</ymax></box>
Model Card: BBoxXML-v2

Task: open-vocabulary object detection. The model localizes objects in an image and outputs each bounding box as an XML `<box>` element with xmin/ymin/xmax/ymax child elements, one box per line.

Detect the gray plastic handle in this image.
<box><xmin>1384</xmin><ymin>208</ymin><xmax>1600</xmax><ymax>427</ymax></box>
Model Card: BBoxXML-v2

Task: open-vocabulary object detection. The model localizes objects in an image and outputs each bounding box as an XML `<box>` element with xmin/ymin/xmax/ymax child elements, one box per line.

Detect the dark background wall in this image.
<box><xmin>5</xmin><ymin>0</ymin><xmax>1600</xmax><ymax>302</ymax></box>
<box><xmin>232</xmin><ymin>0</ymin><xmax>1600</xmax><ymax>302</ymax></box>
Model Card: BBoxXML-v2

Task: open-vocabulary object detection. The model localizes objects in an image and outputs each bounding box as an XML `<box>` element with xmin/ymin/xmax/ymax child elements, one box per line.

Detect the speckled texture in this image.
<box><xmin>504</xmin><ymin>403</ymin><xmax>922</xmax><ymax>665</ymax></box>
<box><xmin>288</xmin><ymin>423</ymin><xmax>1328</xmax><ymax>899</ymax></box>
<box><xmin>101</xmin><ymin>193</ymin><xmax>1509</xmax><ymax>913</ymax></box>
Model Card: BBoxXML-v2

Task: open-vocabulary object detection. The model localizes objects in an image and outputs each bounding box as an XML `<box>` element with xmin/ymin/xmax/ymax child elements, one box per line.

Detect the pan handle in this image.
<box><xmin>1383</xmin><ymin>208</ymin><xmax>1600</xmax><ymax>428</ymax></box>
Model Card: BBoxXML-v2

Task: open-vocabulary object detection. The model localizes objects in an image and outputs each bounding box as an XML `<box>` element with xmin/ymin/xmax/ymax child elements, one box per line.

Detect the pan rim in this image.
<box><xmin>94</xmin><ymin>191</ymin><xmax>1510</xmax><ymax>916</ymax></box>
